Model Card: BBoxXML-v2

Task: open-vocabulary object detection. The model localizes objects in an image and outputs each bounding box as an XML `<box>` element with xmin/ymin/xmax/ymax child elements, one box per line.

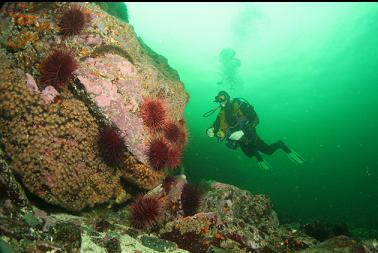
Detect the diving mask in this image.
<box><xmin>214</xmin><ymin>91</ymin><xmax>229</xmax><ymax>107</ymax></box>
<box><xmin>214</xmin><ymin>96</ymin><xmax>227</xmax><ymax>107</ymax></box>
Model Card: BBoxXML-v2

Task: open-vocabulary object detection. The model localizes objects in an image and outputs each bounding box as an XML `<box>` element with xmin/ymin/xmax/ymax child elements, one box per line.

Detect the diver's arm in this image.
<box><xmin>207</xmin><ymin>115</ymin><xmax>220</xmax><ymax>137</ymax></box>
<box><xmin>212</xmin><ymin>115</ymin><xmax>221</xmax><ymax>133</ymax></box>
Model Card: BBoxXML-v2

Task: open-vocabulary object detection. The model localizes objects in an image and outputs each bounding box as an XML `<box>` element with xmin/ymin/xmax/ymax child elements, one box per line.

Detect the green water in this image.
<box><xmin>126</xmin><ymin>3</ymin><xmax>378</xmax><ymax>229</ymax></box>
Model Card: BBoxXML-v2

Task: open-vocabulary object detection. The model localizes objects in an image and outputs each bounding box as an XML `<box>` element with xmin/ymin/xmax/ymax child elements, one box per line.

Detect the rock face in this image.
<box><xmin>0</xmin><ymin>151</ymin><xmax>29</xmax><ymax>207</ymax></box>
<box><xmin>0</xmin><ymin>2</ymin><xmax>189</xmax><ymax>211</ymax></box>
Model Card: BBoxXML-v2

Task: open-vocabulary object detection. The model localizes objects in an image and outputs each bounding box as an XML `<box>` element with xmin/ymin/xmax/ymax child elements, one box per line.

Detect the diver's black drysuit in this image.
<box><xmin>211</xmin><ymin>98</ymin><xmax>291</xmax><ymax>161</ymax></box>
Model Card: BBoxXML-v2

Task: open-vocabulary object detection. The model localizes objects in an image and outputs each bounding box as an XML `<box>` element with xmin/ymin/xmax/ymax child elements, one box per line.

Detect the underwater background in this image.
<box><xmin>126</xmin><ymin>2</ymin><xmax>378</xmax><ymax>230</ymax></box>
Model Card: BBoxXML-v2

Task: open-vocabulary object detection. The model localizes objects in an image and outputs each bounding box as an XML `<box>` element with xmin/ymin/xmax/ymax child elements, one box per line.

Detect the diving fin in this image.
<box><xmin>258</xmin><ymin>160</ymin><xmax>272</xmax><ymax>170</ymax></box>
<box><xmin>287</xmin><ymin>149</ymin><xmax>305</xmax><ymax>164</ymax></box>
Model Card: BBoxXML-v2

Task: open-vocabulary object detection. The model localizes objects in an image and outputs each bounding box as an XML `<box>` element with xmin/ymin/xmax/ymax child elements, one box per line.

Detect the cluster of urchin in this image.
<box><xmin>128</xmin><ymin>177</ymin><xmax>203</xmax><ymax>231</ymax></box>
<box><xmin>141</xmin><ymin>98</ymin><xmax>188</xmax><ymax>171</ymax></box>
<box><xmin>39</xmin><ymin>5</ymin><xmax>90</xmax><ymax>90</ymax></box>
<box><xmin>37</xmin><ymin>4</ymin><xmax>195</xmax><ymax>232</ymax></box>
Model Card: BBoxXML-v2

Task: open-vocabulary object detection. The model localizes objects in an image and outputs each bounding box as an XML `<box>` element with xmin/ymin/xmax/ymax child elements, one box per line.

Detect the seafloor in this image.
<box><xmin>0</xmin><ymin>2</ymin><xmax>377</xmax><ymax>253</ymax></box>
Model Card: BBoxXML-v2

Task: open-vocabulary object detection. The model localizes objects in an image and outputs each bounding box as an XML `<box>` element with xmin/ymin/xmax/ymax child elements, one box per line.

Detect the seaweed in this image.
<box><xmin>86</xmin><ymin>44</ymin><xmax>134</xmax><ymax>64</ymax></box>
<box><xmin>95</xmin><ymin>2</ymin><xmax>129</xmax><ymax>23</ymax></box>
<box><xmin>137</xmin><ymin>36</ymin><xmax>180</xmax><ymax>81</ymax></box>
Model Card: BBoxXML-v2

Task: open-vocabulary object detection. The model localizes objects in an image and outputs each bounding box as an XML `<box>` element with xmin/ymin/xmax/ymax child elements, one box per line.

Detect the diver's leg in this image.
<box><xmin>255</xmin><ymin>136</ymin><xmax>290</xmax><ymax>155</ymax></box>
<box><xmin>241</xmin><ymin>144</ymin><xmax>272</xmax><ymax>170</ymax></box>
<box><xmin>255</xmin><ymin>136</ymin><xmax>304</xmax><ymax>164</ymax></box>
<box><xmin>240</xmin><ymin>143</ymin><xmax>255</xmax><ymax>158</ymax></box>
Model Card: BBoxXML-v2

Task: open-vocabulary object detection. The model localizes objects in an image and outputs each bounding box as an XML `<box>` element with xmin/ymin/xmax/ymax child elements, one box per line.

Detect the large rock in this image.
<box><xmin>0</xmin><ymin>2</ymin><xmax>189</xmax><ymax>211</ymax></box>
<box><xmin>199</xmin><ymin>181</ymin><xmax>280</xmax><ymax>235</ymax></box>
<box><xmin>160</xmin><ymin>212</ymin><xmax>224</xmax><ymax>253</ymax></box>
<box><xmin>158</xmin><ymin>181</ymin><xmax>309</xmax><ymax>253</ymax></box>
<box><xmin>298</xmin><ymin>235</ymin><xmax>370</xmax><ymax>253</ymax></box>
<box><xmin>157</xmin><ymin>180</ymin><xmax>320</xmax><ymax>253</ymax></box>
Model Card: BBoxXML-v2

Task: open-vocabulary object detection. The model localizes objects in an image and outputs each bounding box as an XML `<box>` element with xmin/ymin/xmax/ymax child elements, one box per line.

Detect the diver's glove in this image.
<box><xmin>207</xmin><ymin>127</ymin><xmax>215</xmax><ymax>137</ymax></box>
<box><xmin>229</xmin><ymin>130</ymin><xmax>244</xmax><ymax>141</ymax></box>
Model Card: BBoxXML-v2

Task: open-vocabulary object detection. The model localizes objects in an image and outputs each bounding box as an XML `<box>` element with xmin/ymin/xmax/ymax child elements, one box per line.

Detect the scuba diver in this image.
<box><xmin>204</xmin><ymin>91</ymin><xmax>304</xmax><ymax>170</ymax></box>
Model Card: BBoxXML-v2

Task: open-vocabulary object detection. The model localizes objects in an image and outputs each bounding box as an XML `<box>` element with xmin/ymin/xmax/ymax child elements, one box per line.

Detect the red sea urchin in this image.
<box><xmin>181</xmin><ymin>183</ymin><xmax>203</xmax><ymax>217</ymax></box>
<box><xmin>148</xmin><ymin>139</ymin><xmax>169</xmax><ymax>170</ymax></box>
<box><xmin>59</xmin><ymin>5</ymin><xmax>90</xmax><ymax>37</ymax></box>
<box><xmin>140</xmin><ymin>98</ymin><xmax>168</xmax><ymax>131</ymax></box>
<box><xmin>164</xmin><ymin>122</ymin><xmax>180</xmax><ymax>144</ymax></box>
<box><xmin>176</xmin><ymin>118</ymin><xmax>189</xmax><ymax>147</ymax></box>
<box><xmin>98</xmin><ymin>127</ymin><xmax>125</xmax><ymax>167</ymax></box>
<box><xmin>162</xmin><ymin>175</ymin><xmax>177</xmax><ymax>194</ymax></box>
<box><xmin>39</xmin><ymin>49</ymin><xmax>78</xmax><ymax>89</ymax></box>
<box><xmin>167</xmin><ymin>146</ymin><xmax>182</xmax><ymax>169</ymax></box>
<box><xmin>129</xmin><ymin>195</ymin><xmax>163</xmax><ymax>231</ymax></box>
<box><xmin>178</xmin><ymin>125</ymin><xmax>188</xmax><ymax>147</ymax></box>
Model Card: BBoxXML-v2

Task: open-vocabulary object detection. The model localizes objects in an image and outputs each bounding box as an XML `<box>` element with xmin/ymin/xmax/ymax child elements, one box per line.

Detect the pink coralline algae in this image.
<box><xmin>75</xmin><ymin>51</ymin><xmax>189</xmax><ymax>190</ymax></box>
<box><xmin>25</xmin><ymin>73</ymin><xmax>60</xmax><ymax>104</ymax></box>
<box><xmin>25</xmin><ymin>73</ymin><xmax>39</xmax><ymax>93</ymax></box>
<box><xmin>41</xmin><ymin>86</ymin><xmax>60</xmax><ymax>104</ymax></box>
<box><xmin>85</xmin><ymin>34</ymin><xmax>103</xmax><ymax>46</ymax></box>
<box><xmin>75</xmin><ymin>54</ymin><xmax>153</xmax><ymax>165</ymax></box>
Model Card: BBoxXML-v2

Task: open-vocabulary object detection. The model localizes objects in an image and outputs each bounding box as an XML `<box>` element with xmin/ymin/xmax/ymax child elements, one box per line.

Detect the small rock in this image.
<box><xmin>140</xmin><ymin>235</ymin><xmax>177</xmax><ymax>252</ymax></box>
<box><xmin>104</xmin><ymin>235</ymin><xmax>121</xmax><ymax>253</ymax></box>
<box><xmin>48</xmin><ymin>221</ymin><xmax>81</xmax><ymax>252</ymax></box>
<box><xmin>94</xmin><ymin>219</ymin><xmax>114</xmax><ymax>232</ymax></box>
<box><xmin>0</xmin><ymin>238</ymin><xmax>14</xmax><ymax>253</ymax></box>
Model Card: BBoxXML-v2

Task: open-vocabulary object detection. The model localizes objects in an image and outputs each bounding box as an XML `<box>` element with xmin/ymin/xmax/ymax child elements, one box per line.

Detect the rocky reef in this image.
<box><xmin>0</xmin><ymin>2</ymin><xmax>188</xmax><ymax>211</ymax></box>
<box><xmin>0</xmin><ymin>2</ymin><xmax>377</xmax><ymax>253</ymax></box>
<box><xmin>2</xmin><ymin>174</ymin><xmax>376</xmax><ymax>253</ymax></box>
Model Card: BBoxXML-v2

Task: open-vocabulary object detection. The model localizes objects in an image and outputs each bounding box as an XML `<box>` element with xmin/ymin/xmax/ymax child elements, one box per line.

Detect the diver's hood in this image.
<box><xmin>214</xmin><ymin>90</ymin><xmax>230</xmax><ymax>103</ymax></box>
